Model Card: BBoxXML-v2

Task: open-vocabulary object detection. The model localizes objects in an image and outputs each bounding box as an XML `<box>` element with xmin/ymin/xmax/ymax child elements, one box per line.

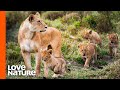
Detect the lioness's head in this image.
<box><xmin>27</xmin><ymin>12</ymin><xmax>47</xmax><ymax>32</ymax></box>
<box><xmin>108</xmin><ymin>33</ymin><xmax>118</xmax><ymax>43</ymax></box>
<box><xmin>41</xmin><ymin>49</ymin><xmax>52</xmax><ymax>62</ymax></box>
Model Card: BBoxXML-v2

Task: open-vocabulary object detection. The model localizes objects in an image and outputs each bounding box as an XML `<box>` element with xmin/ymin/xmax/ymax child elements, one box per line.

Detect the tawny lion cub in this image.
<box><xmin>82</xmin><ymin>29</ymin><xmax>102</xmax><ymax>47</ymax></box>
<box><xmin>41</xmin><ymin>49</ymin><xmax>67</xmax><ymax>78</ymax></box>
<box><xmin>108</xmin><ymin>33</ymin><xmax>119</xmax><ymax>58</ymax></box>
<box><xmin>78</xmin><ymin>42</ymin><xmax>97</xmax><ymax>68</ymax></box>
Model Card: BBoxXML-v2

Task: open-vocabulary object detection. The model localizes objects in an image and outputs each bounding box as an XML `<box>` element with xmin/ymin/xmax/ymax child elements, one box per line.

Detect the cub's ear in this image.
<box><xmin>47</xmin><ymin>49</ymin><xmax>52</xmax><ymax>54</ymax></box>
<box><xmin>35</xmin><ymin>12</ymin><xmax>40</xmax><ymax>18</ymax></box>
<box><xmin>89</xmin><ymin>30</ymin><xmax>92</xmax><ymax>34</ymax></box>
<box><xmin>28</xmin><ymin>14</ymin><xmax>34</xmax><ymax>22</ymax></box>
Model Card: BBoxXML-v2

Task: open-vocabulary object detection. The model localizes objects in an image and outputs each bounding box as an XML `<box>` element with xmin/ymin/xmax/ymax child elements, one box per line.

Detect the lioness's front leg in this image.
<box><xmin>35</xmin><ymin>52</ymin><xmax>41</xmax><ymax>77</ymax></box>
<box><xmin>21</xmin><ymin>51</ymin><xmax>32</xmax><ymax>70</ymax></box>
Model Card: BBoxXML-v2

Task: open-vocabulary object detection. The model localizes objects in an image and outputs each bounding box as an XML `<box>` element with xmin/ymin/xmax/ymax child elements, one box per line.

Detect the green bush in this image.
<box><xmin>51</xmin><ymin>19</ymin><xmax>65</xmax><ymax>30</ymax></box>
<box><xmin>7</xmin><ymin>42</ymin><xmax>22</xmax><ymax>65</ymax></box>
<box><xmin>6</xmin><ymin>11</ymin><xmax>30</xmax><ymax>30</ymax></box>
<box><xmin>6</xmin><ymin>11</ymin><xmax>32</xmax><ymax>42</ymax></box>
<box><xmin>73</xmin><ymin>21</ymin><xmax>81</xmax><ymax>29</ymax></box>
<box><xmin>82</xmin><ymin>15</ymin><xmax>97</xmax><ymax>29</ymax></box>
<box><xmin>67</xmin><ymin>25</ymin><xmax>77</xmax><ymax>35</ymax></box>
<box><xmin>42</xmin><ymin>11</ymin><xmax>66</xmax><ymax>20</ymax></box>
<box><xmin>96</xmin><ymin>14</ymin><xmax>113</xmax><ymax>33</ymax></box>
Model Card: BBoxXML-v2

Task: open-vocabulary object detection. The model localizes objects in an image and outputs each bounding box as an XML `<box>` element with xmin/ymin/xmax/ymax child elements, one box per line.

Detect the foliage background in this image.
<box><xmin>6</xmin><ymin>11</ymin><xmax>120</xmax><ymax>79</ymax></box>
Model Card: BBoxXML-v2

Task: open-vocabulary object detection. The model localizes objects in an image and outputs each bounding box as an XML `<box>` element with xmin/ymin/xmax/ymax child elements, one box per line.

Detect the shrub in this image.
<box><xmin>51</xmin><ymin>18</ymin><xmax>65</xmax><ymax>30</ymax></box>
<box><xmin>42</xmin><ymin>11</ymin><xmax>65</xmax><ymax>20</ymax></box>
<box><xmin>7</xmin><ymin>42</ymin><xmax>22</xmax><ymax>65</ymax></box>
<box><xmin>67</xmin><ymin>25</ymin><xmax>77</xmax><ymax>35</ymax></box>
<box><xmin>6</xmin><ymin>11</ymin><xmax>30</xmax><ymax>30</ymax></box>
<box><xmin>82</xmin><ymin>15</ymin><xmax>97</xmax><ymax>29</ymax></box>
<box><xmin>61</xmin><ymin>13</ymin><xmax>80</xmax><ymax>24</ymax></box>
<box><xmin>73</xmin><ymin>21</ymin><xmax>81</xmax><ymax>29</ymax></box>
<box><xmin>6</xmin><ymin>11</ymin><xmax>32</xmax><ymax>42</ymax></box>
<box><xmin>96</xmin><ymin>14</ymin><xmax>113</xmax><ymax>33</ymax></box>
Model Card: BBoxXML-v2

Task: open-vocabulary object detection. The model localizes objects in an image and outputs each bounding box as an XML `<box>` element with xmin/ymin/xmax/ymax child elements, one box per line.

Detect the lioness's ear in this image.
<box><xmin>47</xmin><ymin>49</ymin><xmax>52</xmax><ymax>54</ymax></box>
<box><xmin>28</xmin><ymin>14</ymin><xmax>34</xmax><ymax>22</ymax></box>
<box><xmin>35</xmin><ymin>12</ymin><xmax>40</xmax><ymax>18</ymax></box>
<box><xmin>89</xmin><ymin>30</ymin><xmax>92</xmax><ymax>34</ymax></box>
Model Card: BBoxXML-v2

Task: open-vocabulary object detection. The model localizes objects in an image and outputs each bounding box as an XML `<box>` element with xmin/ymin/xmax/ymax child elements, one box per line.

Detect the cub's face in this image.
<box><xmin>28</xmin><ymin>12</ymin><xmax>47</xmax><ymax>32</ymax></box>
<box><xmin>108</xmin><ymin>33</ymin><xmax>118</xmax><ymax>43</ymax></box>
<box><xmin>78</xmin><ymin>43</ymin><xmax>96</xmax><ymax>59</ymax></box>
<box><xmin>41</xmin><ymin>49</ymin><xmax>52</xmax><ymax>61</ymax></box>
<box><xmin>78</xmin><ymin>43</ymin><xmax>87</xmax><ymax>58</ymax></box>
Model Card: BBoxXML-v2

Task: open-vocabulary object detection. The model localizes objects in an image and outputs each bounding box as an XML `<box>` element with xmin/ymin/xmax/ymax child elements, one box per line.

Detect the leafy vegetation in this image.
<box><xmin>6</xmin><ymin>11</ymin><xmax>120</xmax><ymax>79</ymax></box>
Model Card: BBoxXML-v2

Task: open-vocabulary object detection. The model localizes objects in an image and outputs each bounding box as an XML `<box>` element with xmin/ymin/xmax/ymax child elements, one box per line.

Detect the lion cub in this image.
<box><xmin>108</xmin><ymin>33</ymin><xmax>119</xmax><ymax>58</ymax></box>
<box><xmin>78</xmin><ymin>42</ymin><xmax>97</xmax><ymax>68</ymax></box>
<box><xmin>82</xmin><ymin>29</ymin><xmax>102</xmax><ymax>47</ymax></box>
<box><xmin>41</xmin><ymin>49</ymin><xmax>67</xmax><ymax>78</ymax></box>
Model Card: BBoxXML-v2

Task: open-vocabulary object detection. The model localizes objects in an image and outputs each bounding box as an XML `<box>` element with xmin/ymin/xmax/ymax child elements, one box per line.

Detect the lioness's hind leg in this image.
<box><xmin>51</xmin><ymin>42</ymin><xmax>62</xmax><ymax>58</ymax></box>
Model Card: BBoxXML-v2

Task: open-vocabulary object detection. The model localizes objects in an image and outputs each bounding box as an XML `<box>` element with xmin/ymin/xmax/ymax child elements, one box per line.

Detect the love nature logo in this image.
<box><xmin>7</xmin><ymin>65</ymin><xmax>36</xmax><ymax>76</ymax></box>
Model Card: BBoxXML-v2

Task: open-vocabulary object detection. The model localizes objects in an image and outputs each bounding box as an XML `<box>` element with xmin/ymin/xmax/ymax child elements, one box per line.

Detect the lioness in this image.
<box><xmin>41</xmin><ymin>49</ymin><xmax>68</xmax><ymax>78</ymax></box>
<box><xmin>78</xmin><ymin>42</ymin><xmax>97</xmax><ymax>68</ymax></box>
<box><xmin>82</xmin><ymin>29</ymin><xmax>102</xmax><ymax>47</ymax></box>
<box><xmin>108</xmin><ymin>33</ymin><xmax>119</xmax><ymax>58</ymax></box>
<box><xmin>18</xmin><ymin>12</ymin><xmax>62</xmax><ymax>76</ymax></box>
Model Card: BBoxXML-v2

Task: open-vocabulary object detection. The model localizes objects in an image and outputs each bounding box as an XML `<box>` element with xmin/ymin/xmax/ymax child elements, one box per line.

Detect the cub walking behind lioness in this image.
<box><xmin>82</xmin><ymin>29</ymin><xmax>102</xmax><ymax>47</ymax></box>
<box><xmin>78</xmin><ymin>42</ymin><xmax>97</xmax><ymax>68</ymax></box>
<box><xmin>41</xmin><ymin>49</ymin><xmax>70</xmax><ymax>78</ymax></box>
